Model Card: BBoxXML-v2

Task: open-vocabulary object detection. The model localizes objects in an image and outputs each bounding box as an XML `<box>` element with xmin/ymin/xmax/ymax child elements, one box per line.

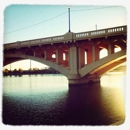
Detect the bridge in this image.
<box><xmin>3</xmin><ymin>25</ymin><xmax>127</xmax><ymax>86</ymax></box>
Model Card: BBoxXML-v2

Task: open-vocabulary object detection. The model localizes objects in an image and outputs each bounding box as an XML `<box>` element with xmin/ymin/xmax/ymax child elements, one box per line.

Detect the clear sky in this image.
<box><xmin>3</xmin><ymin>4</ymin><xmax>127</xmax><ymax>70</ymax></box>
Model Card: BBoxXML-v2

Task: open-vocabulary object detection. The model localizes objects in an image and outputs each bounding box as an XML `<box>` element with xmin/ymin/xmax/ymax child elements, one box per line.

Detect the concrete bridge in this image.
<box><xmin>3</xmin><ymin>25</ymin><xmax>127</xmax><ymax>86</ymax></box>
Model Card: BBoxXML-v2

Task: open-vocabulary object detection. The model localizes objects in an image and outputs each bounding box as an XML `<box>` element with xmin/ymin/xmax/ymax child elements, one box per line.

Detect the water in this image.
<box><xmin>2</xmin><ymin>74</ymin><xmax>126</xmax><ymax>125</ymax></box>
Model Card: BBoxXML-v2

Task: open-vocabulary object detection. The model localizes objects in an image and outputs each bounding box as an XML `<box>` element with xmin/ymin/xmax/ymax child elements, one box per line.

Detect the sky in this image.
<box><xmin>2</xmin><ymin>3</ymin><xmax>127</xmax><ymax>70</ymax></box>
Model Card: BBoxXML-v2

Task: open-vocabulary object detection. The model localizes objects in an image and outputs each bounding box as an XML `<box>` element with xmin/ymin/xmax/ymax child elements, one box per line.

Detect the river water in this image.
<box><xmin>2</xmin><ymin>73</ymin><xmax>126</xmax><ymax>125</ymax></box>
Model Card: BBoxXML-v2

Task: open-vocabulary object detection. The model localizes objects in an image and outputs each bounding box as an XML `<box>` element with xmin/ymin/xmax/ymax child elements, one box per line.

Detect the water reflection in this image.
<box><xmin>65</xmin><ymin>84</ymin><xmax>103</xmax><ymax>125</ymax></box>
<box><xmin>3</xmin><ymin>74</ymin><xmax>125</xmax><ymax>125</ymax></box>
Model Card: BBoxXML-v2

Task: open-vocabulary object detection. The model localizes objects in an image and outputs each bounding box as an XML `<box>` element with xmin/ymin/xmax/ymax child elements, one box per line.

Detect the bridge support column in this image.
<box><xmin>69</xmin><ymin>45</ymin><xmax>78</xmax><ymax>72</ymax></box>
<box><xmin>68</xmin><ymin>75</ymin><xmax>100</xmax><ymax>87</ymax></box>
<box><xmin>78</xmin><ymin>47</ymin><xmax>85</xmax><ymax>68</ymax></box>
<box><xmin>94</xmin><ymin>44</ymin><xmax>100</xmax><ymax>60</ymax></box>
<box><xmin>56</xmin><ymin>49</ymin><xmax>63</xmax><ymax>65</ymax></box>
<box><xmin>108</xmin><ymin>42</ymin><xmax>115</xmax><ymax>54</ymax></box>
<box><xmin>86</xmin><ymin>47</ymin><xmax>92</xmax><ymax>64</ymax></box>
<box><xmin>67</xmin><ymin>45</ymin><xmax>80</xmax><ymax>83</ymax></box>
<box><xmin>92</xmin><ymin>44</ymin><xmax>96</xmax><ymax>61</ymax></box>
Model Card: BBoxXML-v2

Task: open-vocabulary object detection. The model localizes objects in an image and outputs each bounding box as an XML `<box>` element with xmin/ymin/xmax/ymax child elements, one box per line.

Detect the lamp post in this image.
<box><xmin>95</xmin><ymin>24</ymin><xmax>97</xmax><ymax>30</ymax></box>
<box><xmin>68</xmin><ymin>6</ymin><xmax>71</xmax><ymax>32</ymax></box>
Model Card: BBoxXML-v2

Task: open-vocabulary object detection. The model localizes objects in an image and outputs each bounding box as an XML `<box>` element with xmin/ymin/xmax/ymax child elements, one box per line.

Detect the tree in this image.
<box><xmin>18</xmin><ymin>68</ymin><xmax>23</xmax><ymax>73</ymax></box>
<box><xmin>3</xmin><ymin>69</ymin><xmax>9</xmax><ymax>74</ymax></box>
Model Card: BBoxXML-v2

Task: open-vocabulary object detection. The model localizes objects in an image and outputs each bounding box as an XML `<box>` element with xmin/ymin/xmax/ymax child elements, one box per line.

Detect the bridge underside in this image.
<box><xmin>4</xmin><ymin>49</ymin><xmax>126</xmax><ymax>87</ymax></box>
<box><xmin>4</xmin><ymin>57</ymin><xmax>25</xmax><ymax>66</ymax></box>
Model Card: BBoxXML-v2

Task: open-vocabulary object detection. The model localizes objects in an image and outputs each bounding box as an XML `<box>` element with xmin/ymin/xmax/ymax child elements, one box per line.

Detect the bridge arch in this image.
<box><xmin>4</xmin><ymin>53</ymin><xmax>69</xmax><ymax>77</ymax></box>
<box><xmin>79</xmin><ymin>49</ymin><xmax>126</xmax><ymax>78</ymax></box>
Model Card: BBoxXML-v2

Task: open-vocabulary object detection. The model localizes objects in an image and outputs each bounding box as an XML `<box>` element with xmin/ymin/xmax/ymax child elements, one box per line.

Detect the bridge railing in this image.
<box><xmin>4</xmin><ymin>26</ymin><xmax>126</xmax><ymax>50</ymax></box>
<box><xmin>74</xmin><ymin>25</ymin><xmax>126</xmax><ymax>40</ymax></box>
<box><xmin>4</xmin><ymin>35</ymin><xmax>65</xmax><ymax>49</ymax></box>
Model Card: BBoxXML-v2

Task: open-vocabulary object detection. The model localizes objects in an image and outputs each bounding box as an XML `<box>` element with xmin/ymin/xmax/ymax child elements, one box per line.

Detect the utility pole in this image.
<box><xmin>68</xmin><ymin>6</ymin><xmax>71</xmax><ymax>32</ymax></box>
<box><xmin>10</xmin><ymin>63</ymin><xmax>11</xmax><ymax>71</ymax></box>
<box><xmin>95</xmin><ymin>24</ymin><xmax>97</xmax><ymax>30</ymax></box>
<box><xmin>30</xmin><ymin>59</ymin><xmax>31</xmax><ymax>70</ymax></box>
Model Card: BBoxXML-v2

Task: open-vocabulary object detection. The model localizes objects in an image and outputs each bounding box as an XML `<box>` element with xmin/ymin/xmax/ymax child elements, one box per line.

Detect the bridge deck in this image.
<box><xmin>4</xmin><ymin>25</ymin><xmax>126</xmax><ymax>50</ymax></box>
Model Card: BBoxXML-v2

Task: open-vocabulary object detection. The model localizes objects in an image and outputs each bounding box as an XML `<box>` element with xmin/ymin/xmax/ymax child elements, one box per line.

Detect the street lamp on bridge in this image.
<box><xmin>68</xmin><ymin>6</ymin><xmax>71</xmax><ymax>32</ymax></box>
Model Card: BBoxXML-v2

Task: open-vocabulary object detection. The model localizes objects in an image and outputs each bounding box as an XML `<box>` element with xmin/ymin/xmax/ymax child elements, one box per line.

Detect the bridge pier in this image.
<box><xmin>68</xmin><ymin>75</ymin><xmax>100</xmax><ymax>87</ymax></box>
